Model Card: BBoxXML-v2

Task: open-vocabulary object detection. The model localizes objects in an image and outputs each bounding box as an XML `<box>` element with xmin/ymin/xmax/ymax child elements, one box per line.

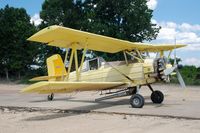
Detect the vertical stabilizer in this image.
<box><xmin>46</xmin><ymin>54</ymin><xmax>67</xmax><ymax>81</ymax></box>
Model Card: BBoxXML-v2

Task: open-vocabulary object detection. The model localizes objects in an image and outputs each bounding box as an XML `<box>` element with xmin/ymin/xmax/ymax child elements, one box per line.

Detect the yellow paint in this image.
<box><xmin>28</xmin><ymin>25</ymin><xmax>186</xmax><ymax>53</ymax></box>
<box><xmin>21</xmin><ymin>81</ymin><xmax>126</xmax><ymax>94</ymax></box>
<box><xmin>168</xmin><ymin>50</ymin><xmax>172</xmax><ymax>59</ymax></box>
<box><xmin>160</xmin><ymin>51</ymin><xmax>164</xmax><ymax>57</ymax></box>
<box><xmin>78</xmin><ymin>47</ymin><xmax>87</xmax><ymax>79</ymax></box>
<box><xmin>62</xmin><ymin>49</ymin><xmax>69</xmax><ymax>80</ymax></box>
<box><xmin>73</xmin><ymin>46</ymin><xmax>79</xmax><ymax>80</ymax></box>
<box><xmin>22</xmin><ymin>25</ymin><xmax>187</xmax><ymax>94</ymax></box>
<box><xmin>29</xmin><ymin>75</ymin><xmax>67</xmax><ymax>81</ymax></box>
<box><xmin>46</xmin><ymin>54</ymin><xmax>67</xmax><ymax>81</ymax></box>
<box><xmin>22</xmin><ymin>59</ymin><xmax>156</xmax><ymax>94</ymax></box>
<box><xmin>66</xmin><ymin>48</ymin><xmax>74</xmax><ymax>79</ymax></box>
<box><xmin>123</xmin><ymin>51</ymin><xmax>128</xmax><ymax>65</ymax></box>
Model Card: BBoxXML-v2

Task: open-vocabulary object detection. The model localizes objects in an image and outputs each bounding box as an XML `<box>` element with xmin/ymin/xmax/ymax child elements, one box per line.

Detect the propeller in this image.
<box><xmin>175</xmin><ymin>68</ymin><xmax>186</xmax><ymax>88</ymax></box>
<box><xmin>163</xmin><ymin>38</ymin><xmax>186</xmax><ymax>88</ymax></box>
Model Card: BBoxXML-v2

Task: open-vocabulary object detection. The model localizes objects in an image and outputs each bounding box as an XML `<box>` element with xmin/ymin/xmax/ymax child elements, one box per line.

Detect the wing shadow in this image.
<box><xmin>29</xmin><ymin>97</ymin><xmax>75</xmax><ymax>103</ymax></box>
<box><xmin>24</xmin><ymin>98</ymin><xmax>129</xmax><ymax>121</ymax></box>
<box><xmin>24</xmin><ymin>95</ymin><xmax>172</xmax><ymax>121</ymax></box>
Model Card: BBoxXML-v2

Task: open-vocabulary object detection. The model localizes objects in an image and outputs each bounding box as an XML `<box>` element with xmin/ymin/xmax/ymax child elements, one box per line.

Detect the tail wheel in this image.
<box><xmin>151</xmin><ymin>90</ymin><xmax>164</xmax><ymax>104</ymax></box>
<box><xmin>47</xmin><ymin>93</ymin><xmax>54</xmax><ymax>101</ymax></box>
<box><xmin>130</xmin><ymin>94</ymin><xmax>144</xmax><ymax>108</ymax></box>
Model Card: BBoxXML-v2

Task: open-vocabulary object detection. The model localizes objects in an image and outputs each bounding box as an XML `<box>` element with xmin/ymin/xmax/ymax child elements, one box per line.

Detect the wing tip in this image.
<box><xmin>27</xmin><ymin>25</ymin><xmax>60</xmax><ymax>41</ymax></box>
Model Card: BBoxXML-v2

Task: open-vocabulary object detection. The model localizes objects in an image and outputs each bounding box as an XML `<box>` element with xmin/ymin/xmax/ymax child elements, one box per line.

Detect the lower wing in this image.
<box><xmin>21</xmin><ymin>81</ymin><xmax>127</xmax><ymax>94</ymax></box>
<box><xmin>29</xmin><ymin>75</ymin><xmax>67</xmax><ymax>81</ymax></box>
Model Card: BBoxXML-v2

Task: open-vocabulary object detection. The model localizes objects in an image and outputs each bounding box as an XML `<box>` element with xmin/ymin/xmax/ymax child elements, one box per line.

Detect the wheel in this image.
<box><xmin>47</xmin><ymin>93</ymin><xmax>54</xmax><ymax>101</ymax></box>
<box><xmin>130</xmin><ymin>94</ymin><xmax>144</xmax><ymax>108</ymax></box>
<box><xmin>151</xmin><ymin>90</ymin><xmax>164</xmax><ymax>104</ymax></box>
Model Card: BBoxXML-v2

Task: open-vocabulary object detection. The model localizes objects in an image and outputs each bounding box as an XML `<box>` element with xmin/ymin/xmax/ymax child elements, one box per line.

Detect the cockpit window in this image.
<box><xmin>89</xmin><ymin>58</ymin><xmax>99</xmax><ymax>70</ymax></box>
<box><xmin>82</xmin><ymin>57</ymin><xmax>102</xmax><ymax>72</ymax></box>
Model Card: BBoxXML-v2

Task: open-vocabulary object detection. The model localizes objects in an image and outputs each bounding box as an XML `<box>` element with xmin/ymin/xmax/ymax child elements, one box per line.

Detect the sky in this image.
<box><xmin>147</xmin><ymin>0</ymin><xmax>200</xmax><ymax>67</ymax></box>
<box><xmin>0</xmin><ymin>0</ymin><xmax>200</xmax><ymax>67</ymax></box>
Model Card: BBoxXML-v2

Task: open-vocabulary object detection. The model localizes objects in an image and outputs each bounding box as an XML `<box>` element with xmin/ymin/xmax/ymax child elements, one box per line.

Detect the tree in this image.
<box><xmin>39</xmin><ymin>0</ymin><xmax>84</xmax><ymax>69</ymax></box>
<box><xmin>0</xmin><ymin>5</ymin><xmax>39</xmax><ymax>80</ymax></box>
<box><xmin>179</xmin><ymin>66</ymin><xmax>199</xmax><ymax>85</ymax></box>
<box><xmin>197</xmin><ymin>67</ymin><xmax>200</xmax><ymax>79</ymax></box>
<box><xmin>169</xmin><ymin>58</ymin><xmax>182</xmax><ymax>65</ymax></box>
<box><xmin>83</xmin><ymin>0</ymin><xmax>159</xmax><ymax>41</ymax></box>
<box><xmin>170</xmin><ymin>65</ymin><xmax>200</xmax><ymax>85</ymax></box>
<box><xmin>40</xmin><ymin>0</ymin><xmax>83</xmax><ymax>28</ymax></box>
<box><xmin>82</xmin><ymin>0</ymin><xmax>160</xmax><ymax>60</ymax></box>
<box><xmin>39</xmin><ymin>0</ymin><xmax>160</xmax><ymax>61</ymax></box>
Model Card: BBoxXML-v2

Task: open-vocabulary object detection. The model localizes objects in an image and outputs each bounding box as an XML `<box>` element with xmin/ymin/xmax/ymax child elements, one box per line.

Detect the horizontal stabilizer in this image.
<box><xmin>30</xmin><ymin>75</ymin><xmax>67</xmax><ymax>81</ymax></box>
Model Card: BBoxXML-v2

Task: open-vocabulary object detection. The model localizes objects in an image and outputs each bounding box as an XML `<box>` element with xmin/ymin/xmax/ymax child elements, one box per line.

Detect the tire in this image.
<box><xmin>130</xmin><ymin>94</ymin><xmax>144</xmax><ymax>108</ymax></box>
<box><xmin>151</xmin><ymin>90</ymin><xmax>164</xmax><ymax>104</ymax></box>
<box><xmin>47</xmin><ymin>93</ymin><xmax>54</xmax><ymax>101</ymax></box>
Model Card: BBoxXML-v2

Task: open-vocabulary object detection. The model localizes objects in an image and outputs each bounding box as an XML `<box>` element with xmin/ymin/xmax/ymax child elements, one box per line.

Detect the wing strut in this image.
<box><xmin>66</xmin><ymin>46</ymin><xmax>74</xmax><ymax>80</ymax></box>
<box><xmin>65</xmin><ymin>43</ymin><xmax>87</xmax><ymax>81</ymax></box>
<box><xmin>62</xmin><ymin>49</ymin><xmax>69</xmax><ymax>80</ymax></box>
<box><xmin>123</xmin><ymin>51</ymin><xmax>128</xmax><ymax>65</ymax></box>
<box><xmin>78</xmin><ymin>47</ymin><xmax>87</xmax><ymax>80</ymax></box>
<box><xmin>74</xmin><ymin>45</ymin><xmax>79</xmax><ymax>79</ymax></box>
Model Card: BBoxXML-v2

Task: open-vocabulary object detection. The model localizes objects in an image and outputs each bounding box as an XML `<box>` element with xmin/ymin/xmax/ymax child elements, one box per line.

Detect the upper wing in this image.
<box><xmin>28</xmin><ymin>25</ymin><xmax>186</xmax><ymax>53</ymax></box>
<box><xmin>21</xmin><ymin>81</ymin><xmax>127</xmax><ymax>94</ymax></box>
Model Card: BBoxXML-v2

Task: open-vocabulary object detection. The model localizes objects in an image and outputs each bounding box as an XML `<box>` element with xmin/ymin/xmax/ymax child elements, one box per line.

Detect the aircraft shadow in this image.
<box><xmin>24</xmin><ymin>95</ymin><xmax>174</xmax><ymax>121</ymax></box>
<box><xmin>29</xmin><ymin>95</ymin><xmax>151</xmax><ymax>103</ymax></box>
<box><xmin>25</xmin><ymin>112</ymin><xmax>82</xmax><ymax>121</ymax></box>
<box><xmin>24</xmin><ymin>99</ymin><xmax>129</xmax><ymax>121</ymax></box>
<box><xmin>29</xmin><ymin>97</ymin><xmax>75</xmax><ymax>103</ymax></box>
<box><xmin>145</xmin><ymin>101</ymin><xmax>181</xmax><ymax>108</ymax></box>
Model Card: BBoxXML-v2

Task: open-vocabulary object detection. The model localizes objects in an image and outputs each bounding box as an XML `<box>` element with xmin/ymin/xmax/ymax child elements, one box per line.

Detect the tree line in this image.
<box><xmin>0</xmin><ymin>0</ymin><xmax>199</xmax><ymax>85</ymax></box>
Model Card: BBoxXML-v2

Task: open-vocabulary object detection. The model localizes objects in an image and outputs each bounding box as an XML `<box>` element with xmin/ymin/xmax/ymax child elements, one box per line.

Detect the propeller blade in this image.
<box><xmin>163</xmin><ymin>66</ymin><xmax>176</xmax><ymax>76</ymax></box>
<box><xmin>175</xmin><ymin>69</ymin><xmax>186</xmax><ymax>88</ymax></box>
<box><xmin>173</xmin><ymin>38</ymin><xmax>186</xmax><ymax>88</ymax></box>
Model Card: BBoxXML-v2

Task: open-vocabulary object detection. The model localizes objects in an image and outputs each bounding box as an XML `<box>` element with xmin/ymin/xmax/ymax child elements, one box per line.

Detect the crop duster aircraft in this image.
<box><xmin>21</xmin><ymin>25</ymin><xmax>186</xmax><ymax>108</ymax></box>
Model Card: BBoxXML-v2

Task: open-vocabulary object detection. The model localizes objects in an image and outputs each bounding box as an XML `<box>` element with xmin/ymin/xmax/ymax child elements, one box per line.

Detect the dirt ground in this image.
<box><xmin>0</xmin><ymin>109</ymin><xmax>200</xmax><ymax>133</ymax></box>
<box><xmin>0</xmin><ymin>83</ymin><xmax>200</xmax><ymax>133</ymax></box>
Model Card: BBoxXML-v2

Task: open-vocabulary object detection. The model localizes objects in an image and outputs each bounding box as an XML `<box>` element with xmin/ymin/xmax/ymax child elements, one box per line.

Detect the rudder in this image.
<box><xmin>46</xmin><ymin>54</ymin><xmax>67</xmax><ymax>81</ymax></box>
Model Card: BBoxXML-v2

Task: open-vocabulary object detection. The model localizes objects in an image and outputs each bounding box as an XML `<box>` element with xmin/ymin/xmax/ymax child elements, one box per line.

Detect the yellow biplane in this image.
<box><xmin>22</xmin><ymin>25</ymin><xmax>186</xmax><ymax>108</ymax></box>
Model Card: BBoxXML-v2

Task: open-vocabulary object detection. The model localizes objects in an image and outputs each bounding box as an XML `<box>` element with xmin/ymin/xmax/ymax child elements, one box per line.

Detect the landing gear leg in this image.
<box><xmin>130</xmin><ymin>85</ymin><xmax>144</xmax><ymax>108</ymax></box>
<box><xmin>148</xmin><ymin>84</ymin><xmax>164</xmax><ymax>104</ymax></box>
<box><xmin>47</xmin><ymin>93</ymin><xmax>54</xmax><ymax>101</ymax></box>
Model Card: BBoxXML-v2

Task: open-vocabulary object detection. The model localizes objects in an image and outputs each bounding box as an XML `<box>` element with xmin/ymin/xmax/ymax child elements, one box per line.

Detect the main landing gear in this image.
<box><xmin>147</xmin><ymin>84</ymin><xmax>164</xmax><ymax>104</ymax></box>
<box><xmin>47</xmin><ymin>93</ymin><xmax>54</xmax><ymax>101</ymax></box>
<box><xmin>129</xmin><ymin>84</ymin><xmax>164</xmax><ymax>108</ymax></box>
<box><xmin>129</xmin><ymin>86</ymin><xmax>144</xmax><ymax>108</ymax></box>
<box><xmin>151</xmin><ymin>90</ymin><xmax>164</xmax><ymax>103</ymax></box>
<box><xmin>93</xmin><ymin>85</ymin><xmax>164</xmax><ymax>108</ymax></box>
<box><xmin>130</xmin><ymin>94</ymin><xmax>144</xmax><ymax>108</ymax></box>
